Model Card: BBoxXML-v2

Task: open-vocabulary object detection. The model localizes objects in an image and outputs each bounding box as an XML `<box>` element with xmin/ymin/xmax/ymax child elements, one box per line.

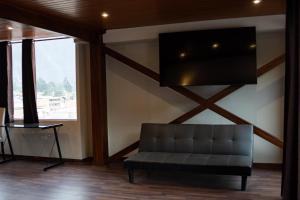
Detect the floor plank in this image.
<box><xmin>0</xmin><ymin>160</ymin><xmax>281</xmax><ymax>200</ymax></box>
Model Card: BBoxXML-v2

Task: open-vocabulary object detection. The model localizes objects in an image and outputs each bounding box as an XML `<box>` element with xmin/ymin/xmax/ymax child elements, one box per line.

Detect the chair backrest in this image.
<box><xmin>0</xmin><ymin>107</ymin><xmax>5</xmax><ymax>126</ymax></box>
<box><xmin>0</xmin><ymin>107</ymin><xmax>5</xmax><ymax>139</ymax></box>
<box><xmin>139</xmin><ymin>123</ymin><xmax>253</xmax><ymax>157</ymax></box>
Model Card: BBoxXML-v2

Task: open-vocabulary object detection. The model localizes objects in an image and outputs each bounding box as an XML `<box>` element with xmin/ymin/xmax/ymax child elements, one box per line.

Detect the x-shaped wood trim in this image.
<box><xmin>171</xmin><ymin>55</ymin><xmax>285</xmax><ymax>124</ymax></box>
<box><xmin>104</xmin><ymin>46</ymin><xmax>285</xmax><ymax>161</ymax></box>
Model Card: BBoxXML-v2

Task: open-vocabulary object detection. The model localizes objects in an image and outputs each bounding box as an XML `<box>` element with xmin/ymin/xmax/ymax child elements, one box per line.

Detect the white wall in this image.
<box><xmin>3</xmin><ymin>41</ymin><xmax>92</xmax><ymax>160</ymax></box>
<box><xmin>2</xmin><ymin>19</ymin><xmax>285</xmax><ymax>163</ymax></box>
<box><xmin>106</xmin><ymin>30</ymin><xmax>285</xmax><ymax>163</ymax></box>
<box><xmin>103</xmin><ymin>15</ymin><xmax>285</xmax><ymax>43</ymax></box>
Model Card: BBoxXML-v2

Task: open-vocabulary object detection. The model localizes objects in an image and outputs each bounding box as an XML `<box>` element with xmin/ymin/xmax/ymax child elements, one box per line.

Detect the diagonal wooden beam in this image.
<box><xmin>105</xmin><ymin>47</ymin><xmax>160</xmax><ymax>81</ymax></box>
<box><xmin>167</xmin><ymin>86</ymin><xmax>282</xmax><ymax>148</ymax></box>
<box><xmin>105</xmin><ymin>46</ymin><xmax>283</xmax><ymax>147</ymax></box>
<box><xmin>105</xmin><ymin>47</ymin><xmax>284</xmax><ymax>161</ymax></box>
<box><xmin>170</xmin><ymin>85</ymin><xmax>243</xmax><ymax>123</ymax></box>
<box><xmin>171</xmin><ymin>55</ymin><xmax>285</xmax><ymax>124</ymax></box>
<box><xmin>109</xmin><ymin>141</ymin><xmax>140</xmax><ymax>162</ymax></box>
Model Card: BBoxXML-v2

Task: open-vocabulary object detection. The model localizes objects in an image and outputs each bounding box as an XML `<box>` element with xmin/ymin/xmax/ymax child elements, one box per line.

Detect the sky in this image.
<box><xmin>12</xmin><ymin>38</ymin><xmax>76</xmax><ymax>88</ymax></box>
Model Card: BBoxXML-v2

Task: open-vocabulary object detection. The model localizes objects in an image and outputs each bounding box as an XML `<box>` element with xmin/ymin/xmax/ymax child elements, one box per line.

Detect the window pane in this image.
<box><xmin>12</xmin><ymin>43</ymin><xmax>23</xmax><ymax>119</ymax></box>
<box><xmin>35</xmin><ymin>38</ymin><xmax>77</xmax><ymax>120</ymax></box>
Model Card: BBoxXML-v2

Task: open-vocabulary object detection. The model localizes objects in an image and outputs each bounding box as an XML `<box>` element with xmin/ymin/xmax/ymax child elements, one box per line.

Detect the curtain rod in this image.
<box><xmin>10</xmin><ymin>36</ymin><xmax>72</xmax><ymax>44</ymax></box>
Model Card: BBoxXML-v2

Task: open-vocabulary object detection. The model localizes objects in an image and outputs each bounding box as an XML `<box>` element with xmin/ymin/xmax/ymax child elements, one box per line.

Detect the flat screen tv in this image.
<box><xmin>159</xmin><ymin>27</ymin><xmax>257</xmax><ymax>86</ymax></box>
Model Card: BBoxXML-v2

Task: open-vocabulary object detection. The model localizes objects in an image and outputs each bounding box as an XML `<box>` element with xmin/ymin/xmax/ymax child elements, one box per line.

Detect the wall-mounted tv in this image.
<box><xmin>159</xmin><ymin>27</ymin><xmax>257</xmax><ymax>86</ymax></box>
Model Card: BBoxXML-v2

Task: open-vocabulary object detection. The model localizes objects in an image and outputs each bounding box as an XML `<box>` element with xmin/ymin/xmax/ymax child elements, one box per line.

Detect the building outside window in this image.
<box><xmin>12</xmin><ymin>38</ymin><xmax>77</xmax><ymax>120</ymax></box>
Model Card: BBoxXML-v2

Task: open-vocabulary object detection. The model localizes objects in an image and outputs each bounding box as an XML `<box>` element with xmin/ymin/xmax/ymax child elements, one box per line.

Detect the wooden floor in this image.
<box><xmin>0</xmin><ymin>160</ymin><xmax>281</xmax><ymax>200</ymax></box>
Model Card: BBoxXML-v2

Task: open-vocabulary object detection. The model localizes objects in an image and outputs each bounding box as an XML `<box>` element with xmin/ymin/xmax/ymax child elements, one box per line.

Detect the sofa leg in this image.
<box><xmin>128</xmin><ymin>168</ymin><xmax>134</xmax><ymax>183</ymax></box>
<box><xmin>1</xmin><ymin>142</ymin><xmax>5</xmax><ymax>160</ymax></box>
<box><xmin>146</xmin><ymin>169</ymin><xmax>152</xmax><ymax>177</ymax></box>
<box><xmin>241</xmin><ymin>176</ymin><xmax>247</xmax><ymax>191</ymax></box>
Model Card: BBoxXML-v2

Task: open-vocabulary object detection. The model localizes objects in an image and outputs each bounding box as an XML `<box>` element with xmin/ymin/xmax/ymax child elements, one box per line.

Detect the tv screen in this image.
<box><xmin>159</xmin><ymin>27</ymin><xmax>257</xmax><ymax>86</ymax></box>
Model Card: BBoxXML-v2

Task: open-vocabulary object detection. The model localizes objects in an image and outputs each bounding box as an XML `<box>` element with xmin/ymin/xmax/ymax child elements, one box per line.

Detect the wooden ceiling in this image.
<box><xmin>0</xmin><ymin>0</ymin><xmax>102</xmax><ymax>29</ymax></box>
<box><xmin>100</xmin><ymin>0</ymin><xmax>285</xmax><ymax>29</ymax></box>
<box><xmin>0</xmin><ymin>0</ymin><xmax>285</xmax><ymax>41</ymax></box>
<box><xmin>0</xmin><ymin>18</ymin><xmax>64</xmax><ymax>41</ymax></box>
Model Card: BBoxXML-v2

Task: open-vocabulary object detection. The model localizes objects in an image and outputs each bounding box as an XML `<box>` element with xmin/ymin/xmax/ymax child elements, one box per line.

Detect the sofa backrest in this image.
<box><xmin>139</xmin><ymin>123</ymin><xmax>253</xmax><ymax>156</ymax></box>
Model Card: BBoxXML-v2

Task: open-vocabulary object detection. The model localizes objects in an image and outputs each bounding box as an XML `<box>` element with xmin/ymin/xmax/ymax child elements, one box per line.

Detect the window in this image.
<box><xmin>12</xmin><ymin>43</ymin><xmax>23</xmax><ymax>119</ymax></box>
<box><xmin>35</xmin><ymin>39</ymin><xmax>77</xmax><ymax>120</ymax></box>
<box><xmin>12</xmin><ymin>38</ymin><xmax>77</xmax><ymax>120</ymax></box>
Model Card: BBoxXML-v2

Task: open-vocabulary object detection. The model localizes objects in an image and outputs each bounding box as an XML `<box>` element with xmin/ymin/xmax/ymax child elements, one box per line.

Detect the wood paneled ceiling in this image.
<box><xmin>0</xmin><ymin>18</ymin><xmax>64</xmax><ymax>41</ymax></box>
<box><xmin>100</xmin><ymin>0</ymin><xmax>285</xmax><ymax>29</ymax></box>
<box><xmin>0</xmin><ymin>0</ymin><xmax>285</xmax><ymax>41</ymax></box>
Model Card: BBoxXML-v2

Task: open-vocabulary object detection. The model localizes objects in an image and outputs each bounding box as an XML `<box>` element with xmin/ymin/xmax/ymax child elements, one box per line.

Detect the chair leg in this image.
<box><xmin>241</xmin><ymin>176</ymin><xmax>247</xmax><ymax>191</ymax></box>
<box><xmin>128</xmin><ymin>168</ymin><xmax>134</xmax><ymax>183</ymax></box>
<box><xmin>1</xmin><ymin>142</ymin><xmax>5</xmax><ymax>160</ymax></box>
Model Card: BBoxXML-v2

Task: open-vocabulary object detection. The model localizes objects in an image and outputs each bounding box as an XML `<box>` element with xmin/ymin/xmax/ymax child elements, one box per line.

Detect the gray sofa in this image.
<box><xmin>124</xmin><ymin>123</ymin><xmax>253</xmax><ymax>191</ymax></box>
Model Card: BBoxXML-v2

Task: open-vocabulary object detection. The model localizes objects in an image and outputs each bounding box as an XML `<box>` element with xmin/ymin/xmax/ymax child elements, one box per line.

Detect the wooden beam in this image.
<box><xmin>170</xmin><ymin>85</ymin><xmax>243</xmax><ymax>124</ymax></box>
<box><xmin>171</xmin><ymin>54</ymin><xmax>286</xmax><ymax>124</ymax></box>
<box><xmin>208</xmin><ymin>104</ymin><xmax>283</xmax><ymax>148</ymax></box>
<box><xmin>108</xmin><ymin>141</ymin><xmax>140</xmax><ymax>162</ymax></box>
<box><xmin>257</xmin><ymin>54</ymin><xmax>286</xmax><ymax>76</ymax></box>
<box><xmin>168</xmin><ymin>87</ymin><xmax>282</xmax><ymax>148</ymax></box>
<box><xmin>105</xmin><ymin>47</ymin><xmax>284</xmax><ymax>160</ymax></box>
<box><xmin>90</xmin><ymin>37</ymin><xmax>108</xmax><ymax>165</ymax></box>
<box><xmin>0</xmin><ymin>2</ymin><xmax>97</xmax><ymax>41</ymax></box>
<box><xmin>104</xmin><ymin>47</ymin><xmax>160</xmax><ymax>81</ymax></box>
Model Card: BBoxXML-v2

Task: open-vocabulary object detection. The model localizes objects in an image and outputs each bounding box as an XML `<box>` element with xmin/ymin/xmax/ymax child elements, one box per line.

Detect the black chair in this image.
<box><xmin>0</xmin><ymin>107</ymin><xmax>6</xmax><ymax>161</ymax></box>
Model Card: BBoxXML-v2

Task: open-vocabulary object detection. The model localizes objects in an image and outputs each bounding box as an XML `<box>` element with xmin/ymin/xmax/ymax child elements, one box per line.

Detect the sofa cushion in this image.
<box><xmin>139</xmin><ymin>124</ymin><xmax>253</xmax><ymax>157</ymax></box>
<box><xmin>125</xmin><ymin>152</ymin><xmax>252</xmax><ymax>168</ymax></box>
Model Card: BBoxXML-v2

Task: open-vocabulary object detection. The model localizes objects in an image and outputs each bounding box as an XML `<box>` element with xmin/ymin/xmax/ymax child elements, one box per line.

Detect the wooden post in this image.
<box><xmin>89</xmin><ymin>35</ymin><xmax>108</xmax><ymax>165</ymax></box>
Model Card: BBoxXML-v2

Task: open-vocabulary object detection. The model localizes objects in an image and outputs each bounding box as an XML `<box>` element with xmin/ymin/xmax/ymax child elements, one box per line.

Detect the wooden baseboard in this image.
<box><xmin>4</xmin><ymin>154</ymin><xmax>93</xmax><ymax>163</ymax></box>
<box><xmin>4</xmin><ymin>155</ymin><xmax>282</xmax><ymax>170</ymax></box>
<box><xmin>253</xmin><ymin>163</ymin><xmax>282</xmax><ymax>170</ymax></box>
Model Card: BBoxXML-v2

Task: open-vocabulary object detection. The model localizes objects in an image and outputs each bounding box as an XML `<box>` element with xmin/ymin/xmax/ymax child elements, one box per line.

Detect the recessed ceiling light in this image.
<box><xmin>179</xmin><ymin>52</ymin><xmax>187</xmax><ymax>59</ymax></box>
<box><xmin>249</xmin><ymin>44</ymin><xmax>256</xmax><ymax>49</ymax></box>
<box><xmin>101</xmin><ymin>12</ymin><xmax>109</xmax><ymax>18</ymax></box>
<box><xmin>212</xmin><ymin>43</ymin><xmax>219</xmax><ymax>49</ymax></box>
<box><xmin>7</xmin><ymin>26</ymin><xmax>13</xmax><ymax>30</ymax></box>
<box><xmin>253</xmin><ymin>0</ymin><xmax>262</xmax><ymax>4</ymax></box>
